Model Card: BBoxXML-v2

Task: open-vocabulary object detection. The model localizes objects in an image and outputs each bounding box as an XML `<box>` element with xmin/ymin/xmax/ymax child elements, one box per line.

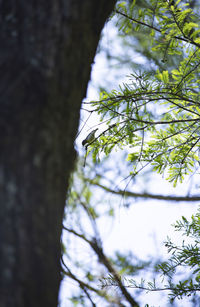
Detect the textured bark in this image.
<box><xmin>0</xmin><ymin>1</ymin><xmax>116</xmax><ymax>306</ymax></box>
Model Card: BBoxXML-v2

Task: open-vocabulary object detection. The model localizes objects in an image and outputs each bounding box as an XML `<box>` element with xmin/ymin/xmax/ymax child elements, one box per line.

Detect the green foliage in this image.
<box><xmin>64</xmin><ymin>1</ymin><xmax>200</xmax><ymax>306</ymax></box>
<box><xmin>157</xmin><ymin>208</ymin><xmax>200</xmax><ymax>302</ymax></box>
<box><xmin>63</xmin><ymin>167</ymin><xmax>156</xmax><ymax>306</ymax></box>
<box><xmin>87</xmin><ymin>0</ymin><xmax>200</xmax><ymax>186</ymax></box>
<box><xmin>112</xmin><ymin>251</ymin><xmax>151</xmax><ymax>275</ymax></box>
<box><xmin>100</xmin><ymin>207</ymin><xmax>200</xmax><ymax>304</ymax></box>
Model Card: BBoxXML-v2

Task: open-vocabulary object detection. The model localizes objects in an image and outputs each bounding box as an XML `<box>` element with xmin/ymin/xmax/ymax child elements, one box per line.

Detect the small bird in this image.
<box><xmin>82</xmin><ymin>128</ymin><xmax>98</xmax><ymax>146</ymax></box>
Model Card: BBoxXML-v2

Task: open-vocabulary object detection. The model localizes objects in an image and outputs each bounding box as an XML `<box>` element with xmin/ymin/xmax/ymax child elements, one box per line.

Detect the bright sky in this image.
<box><xmin>60</xmin><ymin>17</ymin><xmax>200</xmax><ymax>307</ymax></box>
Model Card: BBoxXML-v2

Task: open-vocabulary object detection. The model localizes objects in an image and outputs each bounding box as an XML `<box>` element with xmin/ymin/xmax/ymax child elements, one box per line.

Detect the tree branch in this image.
<box><xmin>115</xmin><ymin>10</ymin><xmax>200</xmax><ymax>48</ymax></box>
<box><xmin>63</xmin><ymin>226</ymin><xmax>139</xmax><ymax>307</ymax></box>
<box><xmin>86</xmin><ymin>179</ymin><xmax>200</xmax><ymax>202</ymax></box>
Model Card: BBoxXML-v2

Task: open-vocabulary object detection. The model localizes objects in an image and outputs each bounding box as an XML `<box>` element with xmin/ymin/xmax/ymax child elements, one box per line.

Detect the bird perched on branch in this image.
<box><xmin>82</xmin><ymin>128</ymin><xmax>98</xmax><ymax>146</ymax></box>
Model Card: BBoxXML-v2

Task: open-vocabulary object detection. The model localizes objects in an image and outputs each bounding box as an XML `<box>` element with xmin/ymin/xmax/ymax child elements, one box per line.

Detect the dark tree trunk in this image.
<box><xmin>0</xmin><ymin>1</ymin><xmax>116</xmax><ymax>306</ymax></box>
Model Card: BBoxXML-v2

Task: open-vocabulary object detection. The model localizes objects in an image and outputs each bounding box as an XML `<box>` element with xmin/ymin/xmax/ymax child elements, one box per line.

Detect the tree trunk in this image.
<box><xmin>0</xmin><ymin>1</ymin><xmax>116</xmax><ymax>306</ymax></box>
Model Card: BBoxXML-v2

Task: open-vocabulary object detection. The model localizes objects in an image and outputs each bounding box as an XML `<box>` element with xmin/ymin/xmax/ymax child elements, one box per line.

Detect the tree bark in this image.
<box><xmin>0</xmin><ymin>1</ymin><xmax>116</xmax><ymax>306</ymax></box>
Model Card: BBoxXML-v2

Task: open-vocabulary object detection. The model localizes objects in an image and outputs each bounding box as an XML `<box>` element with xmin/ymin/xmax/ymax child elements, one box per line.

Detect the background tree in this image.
<box><xmin>0</xmin><ymin>1</ymin><xmax>116</xmax><ymax>306</ymax></box>
<box><xmin>62</xmin><ymin>0</ymin><xmax>200</xmax><ymax>306</ymax></box>
<box><xmin>62</xmin><ymin>159</ymin><xmax>200</xmax><ymax>306</ymax></box>
<box><xmin>99</xmin><ymin>207</ymin><xmax>200</xmax><ymax>306</ymax></box>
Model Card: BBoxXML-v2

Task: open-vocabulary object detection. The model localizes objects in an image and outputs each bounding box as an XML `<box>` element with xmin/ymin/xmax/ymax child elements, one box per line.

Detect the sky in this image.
<box><xmin>60</xmin><ymin>16</ymin><xmax>200</xmax><ymax>307</ymax></box>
